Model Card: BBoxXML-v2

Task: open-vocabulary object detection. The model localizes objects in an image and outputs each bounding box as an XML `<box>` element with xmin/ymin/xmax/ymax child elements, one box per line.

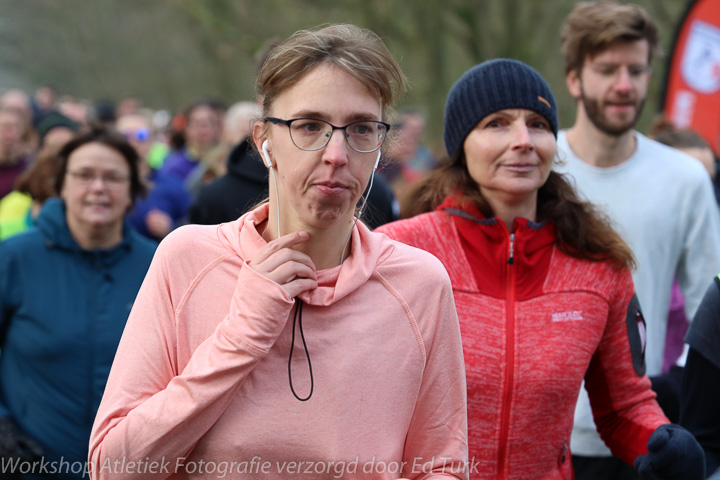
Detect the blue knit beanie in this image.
<box><xmin>444</xmin><ymin>58</ymin><xmax>558</xmax><ymax>159</ymax></box>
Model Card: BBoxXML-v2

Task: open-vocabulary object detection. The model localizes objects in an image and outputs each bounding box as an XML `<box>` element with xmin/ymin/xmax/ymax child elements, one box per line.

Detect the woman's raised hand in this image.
<box><xmin>249</xmin><ymin>231</ymin><xmax>318</xmax><ymax>298</ymax></box>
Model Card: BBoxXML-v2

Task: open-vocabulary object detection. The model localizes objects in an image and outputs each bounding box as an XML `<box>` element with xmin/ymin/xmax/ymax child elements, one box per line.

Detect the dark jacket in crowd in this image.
<box><xmin>189</xmin><ymin>139</ymin><xmax>267</xmax><ymax>225</ymax></box>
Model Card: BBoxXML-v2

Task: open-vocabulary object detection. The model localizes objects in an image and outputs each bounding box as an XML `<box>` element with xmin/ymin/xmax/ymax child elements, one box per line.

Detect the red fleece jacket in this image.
<box><xmin>376</xmin><ymin>198</ymin><xmax>668</xmax><ymax>479</ymax></box>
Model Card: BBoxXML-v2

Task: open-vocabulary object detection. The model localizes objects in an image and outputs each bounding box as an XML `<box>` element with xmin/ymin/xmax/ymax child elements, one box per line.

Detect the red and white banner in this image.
<box><xmin>662</xmin><ymin>0</ymin><xmax>720</xmax><ymax>153</ymax></box>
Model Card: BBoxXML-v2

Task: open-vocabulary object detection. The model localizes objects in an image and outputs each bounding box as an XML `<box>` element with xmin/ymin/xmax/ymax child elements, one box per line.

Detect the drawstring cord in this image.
<box><xmin>288</xmin><ymin>299</ymin><xmax>313</xmax><ymax>401</ymax></box>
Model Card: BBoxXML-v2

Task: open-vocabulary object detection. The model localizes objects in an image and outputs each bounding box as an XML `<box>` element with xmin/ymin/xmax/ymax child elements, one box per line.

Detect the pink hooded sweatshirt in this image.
<box><xmin>88</xmin><ymin>205</ymin><xmax>468</xmax><ymax>480</ymax></box>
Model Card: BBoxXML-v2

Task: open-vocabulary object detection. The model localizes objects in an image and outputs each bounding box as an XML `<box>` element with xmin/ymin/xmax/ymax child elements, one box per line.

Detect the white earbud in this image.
<box><xmin>374</xmin><ymin>150</ymin><xmax>381</xmax><ymax>170</ymax></box>
<box><xmin>261</xmin><ymin>140</ymin><xmax>272</xmax><ymax>168</ymax></box>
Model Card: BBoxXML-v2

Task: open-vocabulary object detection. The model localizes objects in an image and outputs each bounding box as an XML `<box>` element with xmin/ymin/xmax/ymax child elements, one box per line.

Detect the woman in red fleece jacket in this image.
<box><xmin>376</xmin><ymin>59</ymin><xmax>704</xmax><ymax>480</ymax></box>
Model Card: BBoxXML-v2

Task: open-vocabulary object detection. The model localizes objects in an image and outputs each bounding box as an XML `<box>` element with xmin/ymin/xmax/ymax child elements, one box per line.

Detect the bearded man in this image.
<box><xmin>555</xmin><ymin>2</ymin><xmax>720</xmax><ymax>479</ymax></box>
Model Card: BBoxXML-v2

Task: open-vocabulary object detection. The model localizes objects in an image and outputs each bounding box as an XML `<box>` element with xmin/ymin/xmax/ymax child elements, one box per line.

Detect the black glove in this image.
<box><xmin>634</xmin><ymin>424</ymin><xmax>705</xmax><ymax>479</ymax></box>
<box><xmin>0</xmin><ymin>416</ymin><xmax>44</xmax><ymax>462</ymax></box>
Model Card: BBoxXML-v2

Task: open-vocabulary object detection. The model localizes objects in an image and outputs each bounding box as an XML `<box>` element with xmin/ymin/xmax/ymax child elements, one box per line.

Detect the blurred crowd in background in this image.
<box><xmin>0</xmin><ymin>86</ymin><xmax>455</xmax><ymax>241</ymax></box>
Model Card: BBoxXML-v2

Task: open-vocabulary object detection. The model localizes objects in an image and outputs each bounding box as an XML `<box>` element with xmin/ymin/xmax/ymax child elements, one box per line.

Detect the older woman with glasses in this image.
<box><xmin>89</xmin><ymin>24</ymin><xmax>467</xmax><ymax>480</ymax></box>
<box><xmin>0</xmin><ymin>128</ymin><xmax>156</xmax><ymax>479</ymax></box>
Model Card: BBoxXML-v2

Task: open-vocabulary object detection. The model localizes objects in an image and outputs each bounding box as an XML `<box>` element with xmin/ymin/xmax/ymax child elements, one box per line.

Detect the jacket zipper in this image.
<box><xmin>507</xmin><ymin>233</ymin><xmax>515</xmax><ymax>265</ymax></box>
<box><xmin>498</xmin><ymin>232</ymin><xmax>516</xmax><ymax>478</ymax></box>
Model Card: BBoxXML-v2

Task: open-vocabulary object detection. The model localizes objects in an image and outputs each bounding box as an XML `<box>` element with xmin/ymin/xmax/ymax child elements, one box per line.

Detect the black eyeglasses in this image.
<box><xmin>264</xmin><ymin>117</ymin><xmax>390</xmax><ymax>153</ymax></box>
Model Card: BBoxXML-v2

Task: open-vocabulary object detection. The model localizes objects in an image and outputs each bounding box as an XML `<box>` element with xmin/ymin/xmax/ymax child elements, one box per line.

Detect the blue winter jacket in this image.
<box><xmin>127</xmin><ymin>169</ymin><xmax>191</xmax><ymax>241</ymax></box>
<box><xmin>0</xmin><ymin>198</ymin><xmax>156</xmax><ymax>478</ymax></box>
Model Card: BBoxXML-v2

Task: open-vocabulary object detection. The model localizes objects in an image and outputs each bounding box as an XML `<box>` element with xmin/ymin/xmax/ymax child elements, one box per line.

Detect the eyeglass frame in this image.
<box><xmin>65</xmin><ymin>169</ymin><xmax>131</xmax><ymax>189</ymax></box>
<box><xmin>263</xmin><ymin>117</ymin><xmax>391</xmax><ymax>153</ymax></box>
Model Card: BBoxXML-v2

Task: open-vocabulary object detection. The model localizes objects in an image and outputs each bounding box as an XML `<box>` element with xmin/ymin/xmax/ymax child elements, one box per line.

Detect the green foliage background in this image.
<box><xmin>0</xmin><ymin>0</ymin><xmax>687</xmax><ymax>153</ymax></box>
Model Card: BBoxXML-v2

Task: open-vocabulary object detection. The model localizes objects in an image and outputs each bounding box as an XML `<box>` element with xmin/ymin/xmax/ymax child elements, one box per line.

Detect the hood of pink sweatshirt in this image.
<box><xmin>216</xmin><ymin>204</ymin><xmax>392</xmax><ymax>307</ymax></box>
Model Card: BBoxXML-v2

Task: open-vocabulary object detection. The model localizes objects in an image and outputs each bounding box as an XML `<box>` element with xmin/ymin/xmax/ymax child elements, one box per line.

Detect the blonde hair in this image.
<box><xmin>256</xmin><ymin>24</ymin><xmax>406</xmax><ymax>120</ymax></box>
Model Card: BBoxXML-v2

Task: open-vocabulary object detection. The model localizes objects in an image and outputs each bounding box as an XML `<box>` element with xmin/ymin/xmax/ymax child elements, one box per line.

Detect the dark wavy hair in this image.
<box><xmin>55</xmin><ymin>127</ymin><xmax>146</xmax><ymax>207</ymax></box>
<box><xmin>403</xmin><ymin>153</ymin><xmax>636</xmax><ymax>270</ymax></box>
<box><xmin>14</xmin><ymin>146</ymin><xmax>60</xmax><ymax>203</ymax></box>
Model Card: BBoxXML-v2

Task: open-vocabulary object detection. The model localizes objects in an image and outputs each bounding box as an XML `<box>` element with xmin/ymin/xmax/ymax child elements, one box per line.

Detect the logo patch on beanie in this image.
<box><xmin>538</xmin><ymin>96</ymin><xmax>551</xmax><ymax>109</ymax></box>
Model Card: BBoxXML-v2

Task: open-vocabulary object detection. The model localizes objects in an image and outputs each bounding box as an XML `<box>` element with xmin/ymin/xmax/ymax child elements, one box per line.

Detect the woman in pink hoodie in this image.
<box><xmin>88</xmin><ymin>24</ymin><xmax>468</xmax><ymax>480</ymax></box>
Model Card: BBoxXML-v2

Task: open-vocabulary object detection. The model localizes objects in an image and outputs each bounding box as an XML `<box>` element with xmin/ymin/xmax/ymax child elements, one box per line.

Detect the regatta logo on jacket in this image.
<box><xmin>551</xmin><ymin>310</ymin><xmax>584</xmax><ymax>322</ymax></box>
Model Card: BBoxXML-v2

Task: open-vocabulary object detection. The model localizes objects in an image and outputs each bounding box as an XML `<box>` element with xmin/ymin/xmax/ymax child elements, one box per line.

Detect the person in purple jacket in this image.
<box><xmin>160</xmin><ymin>100</ymin><xmax>222</xmax><ymax>186</ymax></box>
<box><xmin>118</xmin><ymin>112</ymin><xmax>191</xmax><ymax>241</ymax></box>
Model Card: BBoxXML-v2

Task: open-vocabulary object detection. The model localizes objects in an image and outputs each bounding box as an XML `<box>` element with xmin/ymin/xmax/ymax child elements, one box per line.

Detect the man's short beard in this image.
<box><xmin>580</xmin><ymin>85</ymin><xmax>645</xmax><ymax>137</ymax></box>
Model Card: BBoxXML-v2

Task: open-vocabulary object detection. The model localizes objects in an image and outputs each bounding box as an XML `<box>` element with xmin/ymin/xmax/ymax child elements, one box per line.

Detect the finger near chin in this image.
<box><xmin>256</xmin><ymin>249</ymin><xmax>316</xmax><ymax>274</ymax></box>
<box><xmin>272</xmin><ymin>231</ymin><xmax>311</xmax><ymax>251</ymax></box>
